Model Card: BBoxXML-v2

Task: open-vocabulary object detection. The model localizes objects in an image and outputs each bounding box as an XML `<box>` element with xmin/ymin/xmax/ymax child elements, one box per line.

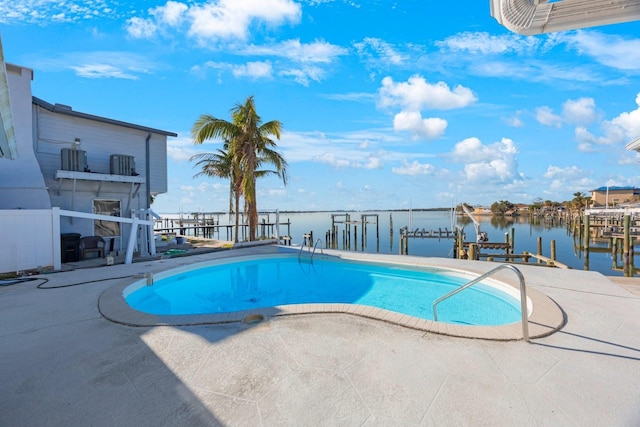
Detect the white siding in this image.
<box><xmin>34</xmin><ymin>106</ymin><xmax>169</xmax><ymax>216</ymax></box>
<box><xmin>149</xmin><ymin>133</ymin><xmax>167</xmax><ymax>194</ymax></box>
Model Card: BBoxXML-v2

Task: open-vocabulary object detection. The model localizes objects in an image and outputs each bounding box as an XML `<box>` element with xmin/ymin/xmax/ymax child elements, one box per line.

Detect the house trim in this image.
<box><xmin>32</xmin><ymin>96</ymin><xmax>177</xmax><ymax>138</ymax></box>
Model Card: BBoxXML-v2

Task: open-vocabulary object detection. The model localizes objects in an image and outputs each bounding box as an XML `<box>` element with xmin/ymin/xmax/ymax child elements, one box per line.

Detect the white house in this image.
<box><xmin>0</xmin><ymin>39</ymin><xmax>176</xmax><ymax>274</ymax></box>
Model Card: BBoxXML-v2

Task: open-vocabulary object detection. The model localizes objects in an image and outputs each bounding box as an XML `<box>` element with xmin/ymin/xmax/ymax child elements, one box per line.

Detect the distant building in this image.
<box><xmin>590</xmin><ymin>186</ymin><xmax>640</xmax><ymax>207</ymax></box>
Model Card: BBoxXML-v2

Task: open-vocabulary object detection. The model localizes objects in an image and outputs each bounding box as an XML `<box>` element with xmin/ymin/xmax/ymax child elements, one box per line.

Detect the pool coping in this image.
<box><xmin>98</xmin><ymin>247</ymin><xmax>566</xmax><ymax>341</ymax></box>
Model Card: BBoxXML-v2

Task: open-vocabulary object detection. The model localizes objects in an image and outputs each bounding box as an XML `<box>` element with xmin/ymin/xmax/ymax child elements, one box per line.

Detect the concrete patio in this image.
<box><xmin>1</xmin><ymin>247</ymin><xmax>639</xmax><ymax>426</ymax></box>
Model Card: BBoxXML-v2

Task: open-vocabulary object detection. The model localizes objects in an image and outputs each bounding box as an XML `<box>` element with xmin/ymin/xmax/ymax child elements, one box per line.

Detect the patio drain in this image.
<box><xmin>243</xmin><ymin>314</ymin><xmax>265</xmax><ymax>324</ymax></box>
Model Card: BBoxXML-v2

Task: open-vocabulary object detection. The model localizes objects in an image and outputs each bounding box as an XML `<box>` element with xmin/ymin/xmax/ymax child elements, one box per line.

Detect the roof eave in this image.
<box><xmin>32</xmin><ymin>96</ymin><xmax>178</xmax><ymax>138</ymax></box>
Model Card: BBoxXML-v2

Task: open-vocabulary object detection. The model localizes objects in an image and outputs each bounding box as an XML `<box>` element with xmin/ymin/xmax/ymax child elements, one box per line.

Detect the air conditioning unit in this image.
<box><xmin>61</xmin><ymin>148</ymin><xmax>87</xmax><ymax>172</ymax></box>
<box><xmin>110</xmin><ymin>154</ymin><xmax>136</xmax><ymax>176</ymax></box>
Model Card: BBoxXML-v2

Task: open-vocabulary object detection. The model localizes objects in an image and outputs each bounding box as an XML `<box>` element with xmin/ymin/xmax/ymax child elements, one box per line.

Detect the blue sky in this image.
<box><xmin>2</xmin><ymin>1</ymin><xmax>640</xmax><ymax>214</ymax></box>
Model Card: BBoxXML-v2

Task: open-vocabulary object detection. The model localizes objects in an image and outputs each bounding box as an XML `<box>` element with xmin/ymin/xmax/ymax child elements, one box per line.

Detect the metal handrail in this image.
<box><xmin>432</xmin><ymin>264</ymin><xmax>530</xmax><ymax>342</ymax></box>
<box><xmin>311</xmin><ymin>238</ymin><xmax>323</xmax><ymax>259</ymax></box>
<box><xmin>297</xmin><ymin>239</ymin><xmax>308</xmax><ymax>260</ymax></box>
<box><xmin>298</xmin><ymin>238</ymin><xmax>323</xmax><ymax>262</ymax></box>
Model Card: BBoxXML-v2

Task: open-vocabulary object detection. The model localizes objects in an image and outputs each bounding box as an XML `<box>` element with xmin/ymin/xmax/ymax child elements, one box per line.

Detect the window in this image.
<box><xmin>93</xmin><ymin>200</ymin><xmax>121</xmax><ymax>237</ymax></box>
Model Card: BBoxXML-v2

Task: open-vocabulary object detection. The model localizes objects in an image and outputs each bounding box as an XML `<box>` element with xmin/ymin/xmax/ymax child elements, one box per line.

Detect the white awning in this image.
<box><xmin>490</xmin><ymin>0</ymin><xmax>640</xmax><ymax>35</ymax></box>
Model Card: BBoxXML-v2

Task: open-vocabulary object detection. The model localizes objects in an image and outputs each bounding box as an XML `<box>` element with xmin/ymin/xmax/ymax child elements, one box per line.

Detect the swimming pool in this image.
<box><xmin>124</xmin><ymin>253</ymin><xmax>525</xmax><ymax>326</ymax></box>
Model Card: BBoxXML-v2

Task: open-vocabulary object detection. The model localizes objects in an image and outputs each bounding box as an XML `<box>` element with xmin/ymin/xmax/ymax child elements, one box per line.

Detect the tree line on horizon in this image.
<box><xmin>459</xmin><ymin>192</ymin><xmax>597</xmax><ymax>216</ymax></box>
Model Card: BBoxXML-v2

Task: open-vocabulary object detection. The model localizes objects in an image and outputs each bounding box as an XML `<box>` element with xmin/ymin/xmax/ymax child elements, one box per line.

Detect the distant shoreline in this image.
<box><xmin>157</xmin><ymin>207</ymin><xmax>453</xmax><ymax>216</ymax></box>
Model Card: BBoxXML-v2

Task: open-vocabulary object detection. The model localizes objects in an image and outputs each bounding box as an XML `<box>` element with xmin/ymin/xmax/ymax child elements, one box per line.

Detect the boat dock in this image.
<box><xmin>154</xmin><ymin>212</ymin><xmax>292</xmax><ymax>243</ymax></box>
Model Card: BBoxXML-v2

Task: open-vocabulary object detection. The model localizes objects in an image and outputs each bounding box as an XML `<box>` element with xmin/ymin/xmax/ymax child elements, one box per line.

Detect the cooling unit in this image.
<box><xmin>110</xmin><ymin>154</ymin><xmax>136</xmax><ymax>176</ymax></box>
<box><xmin>61</xmin><ymin>148</ymin><xmax>87</xmax><ymax>172</ymax></box>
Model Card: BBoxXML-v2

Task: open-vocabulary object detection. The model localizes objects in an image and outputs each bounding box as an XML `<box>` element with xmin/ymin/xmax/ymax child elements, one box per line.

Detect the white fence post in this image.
<box><xmin>125</xmin><ymin>216</ymin><xmax>139</xmax><ymax>264</ymax></box>
<box><xmin>52</xmin><ymin>207</ymin><xmax>61</xmax><ymax>271</ymax></box>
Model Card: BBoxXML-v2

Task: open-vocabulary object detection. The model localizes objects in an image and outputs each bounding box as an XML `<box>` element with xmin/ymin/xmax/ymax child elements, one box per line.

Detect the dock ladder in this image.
<box><xmin>432</xmin><ymin>264</ymin><xmax>530</xmax><ymax>342</ymax></box>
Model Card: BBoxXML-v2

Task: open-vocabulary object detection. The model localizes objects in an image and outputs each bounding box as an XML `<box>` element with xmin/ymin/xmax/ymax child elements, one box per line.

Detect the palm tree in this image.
<box><xmin>190</xmin><ymin>144</ymin><xmax>243</xmax><ymax>242</ymax></box>
<box><xmin>191</xmin><ymin>96</ymin><xmax>287</xmax><ymax>241</ymax></box>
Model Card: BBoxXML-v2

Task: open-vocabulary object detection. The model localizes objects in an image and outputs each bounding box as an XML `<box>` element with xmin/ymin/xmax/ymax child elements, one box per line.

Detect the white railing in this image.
<box><xmin>0</xmin><ymin>207</ymin><xmax>155</xmax><ymax>274</ymax></box>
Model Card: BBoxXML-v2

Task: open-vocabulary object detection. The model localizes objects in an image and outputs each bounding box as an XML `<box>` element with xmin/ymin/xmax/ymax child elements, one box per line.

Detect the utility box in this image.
<box><xmin>110</xmin><ymin>154</ymin><xmax>136</xmax><ymax>176</ymax></box>
<box><xmin>61</xmin><ymin>149</ymin><xmax>87</xmax><ymax>172</ymax></box>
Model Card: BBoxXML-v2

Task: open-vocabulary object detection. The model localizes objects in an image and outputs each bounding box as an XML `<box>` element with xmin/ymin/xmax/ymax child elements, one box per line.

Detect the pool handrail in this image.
<box><xmin>432</xmin><ymin>264</ymin><xmax>530</xmax><ymax>342</ymax></box>
<box><xmin>298</xmin><ymin>238</ymin><xmax>324</xmax><ymax>262</ymax></box>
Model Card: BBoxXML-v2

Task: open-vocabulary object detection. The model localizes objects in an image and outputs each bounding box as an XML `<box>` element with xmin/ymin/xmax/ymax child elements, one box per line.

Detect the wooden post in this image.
<box><xmin>469</xmin><ymin>243</ymin><xmax>477</xmax><ymax>261</ymax></box>
<box><xmin>583</xmin><ymin>217</ymin><xmax>590</xmax><ymax>270</ymax></box>
<box><xmin>376</xmin><ymin>214</ymin><xmax>380</xmax><ymax>252</ymax></box>
<box><xmin>452</xmin><ymin>230</ymin><xmax>458</xmax><ymax>259</ymax></box>
<box><xmin>630</xmin><ymin>238</ymin><xmax>635</xmax><ymax>276</ymax></box>
<box><xmin>537</xmin><ymin>237</ymin><xmax>542</xmax><ymax>264</ymax></box>
<box><xmin>404</xmin><ymin>232</ymin><xmax>408</xmax><ymax>255</ymax></box>
<box><xmin>623</xmin><ymin>214</ymin><xmax>631</xmax><ymax>277</ymax></box>
<box><xmin>583</xmin><ymin>213</ymin><xmax>590</xmax><ymax>252</ymax></box>
<box><xmin>551</xmin><ymin>240</ymin><xmax>556</xmax><ymax>262</ymax></box>
<box><xmin>354</xmin><ymin>225</ymin><xmax>358</xmax><ymax>251</ymax></box>
<box><xmin>331</xmin><ymin>215</ymin><xmax>335</xmax><ymax>246</ymax></box>
<box><xmin>510</xmin><ymin>228</ymin><xmax>515</xmax><ymax>254</ymax></box>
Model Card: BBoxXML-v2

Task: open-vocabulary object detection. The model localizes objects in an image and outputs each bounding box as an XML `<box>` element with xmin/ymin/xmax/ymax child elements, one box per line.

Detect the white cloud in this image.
<box><xmin>379</xmin><ymin>75</ymin><xmax>477</xmax><ymax>111</ymax></box>
<box><xmin>391</xmin><ymin>160</ymin><xmax>435</xmax><ymax>176</ymax></box>
<box><xmin>188</xmin><ymin>0</ymin><xmax>301</xmax><ymax>42</ymax></box>
<box><xmin>608</xmin><ymin>92</ymin><xmax>640</xmax><ymax>139</ymax></box>
<box><xmin>69</xmin><ymin>64</ymin><xmax>139</xmax><ymax>80</ymax></box>
<box><xmin>569</xmin><ymin>93</ymin><xmax>640</xmax><ymax>148</ymax></box>
<box><xmin>0</xmin><ymin>0</ymin><xmax>116</xmax><ymax>24</ymax></box>
<box><xmin>437</xmin><ymin>32</ymin><xmax>540</xmax><ymax>55</ymax></box>
<box><xmin>574</xmin><ymin>127</ymin><xmax>607</xmax><ymax>152</ymax></box>
<box><xmin>364</xmin><ymin>156</ymin><xmax>383</xmax><ymax>169</ymax></box>
<box><xmin>543</xmin><ymin>165</ymin><xmax>584</xmax><ymax>180</ymax></box>
<box><xmin>32</xmin><ymin>51</ymin><xmax>156</xmax><ymax>80</ymax></box>
<box><xmin>542</xmin><ymin>165</ymin><xmax>594</xmax><ymax>192</ymax></box>
<box><xmin>125</xmin><ymin>17</ymin><xmax>158</xmax><ymax>38</ymax></box>
<box><xmin>126</xmin><ymin>0</ymin><xmax>301</xmax><ymax>42</ymax></box>
<box><xmin>167</xmin><ymin>136</ymin><xmax>201</xmax><ymax>162</ymax></box>
<box><xmin>563</xmin><ymin>31</ymin><xmax>640</xmax><ymax>71</ymax></box>
<box><xmin>312</xmin><ymin>152</ymin><xmax>384</xmax><ymax>170</ymax></box>
<box><xmin>231</xmin><ymin>61</ymin><xmax>273</xmax><ymax>79</ymax></box>
<box><xmin>279</xmin><ymin>65</ymin><xmax>325</xmax><ymax>86</ymax></box>
<box><xmin>452</xmin><ymin>137</ymin><xmax>520</xmax><ymax>183</ymax></box>
<box><xmin>313</xmin><ymin>152</ymin><xmax>351</xmax><ymax>168</ymax></box>
<box><xmin>393</xmin><ymin>111</ymin><xmax>447</xmax><ymax>140</ymax></box>
<box><xmin>378</xmin><ymin>75</ymin><xmax>474</xmax><ymax>141</ymax></box>
<box><xmin>562</xmin><ymin>97</ymin><xmax>597</xmax><ymax>126</ymax></box>
<box><xmin>535</xmin><ymin>106</ymin><xmax>563</xmax><ymax>128</ymax></box>
<box><xmin>353</xmin><ymin>37</ymin><xmax>409</xmax><ymax>66</ymax></box>
<box><xmin>242</xmin><ymin>39</ymin><xmax>347</xmax><ymax>63</ymax></box>
<box><xmin>152</xmin><ymin>1</ymin><xmax>188</xmax><ymax>26</ymax></box>
<box><xmin>503</xmin><ymin>114</ymin><xmax>524</xmax><ymax>127</ymax></box>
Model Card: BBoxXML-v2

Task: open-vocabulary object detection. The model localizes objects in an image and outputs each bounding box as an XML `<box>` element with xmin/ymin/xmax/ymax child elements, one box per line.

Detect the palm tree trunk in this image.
<box><xmin>234</xmin><ymin>191</ymin><xmax>240</xmax><ymax>243</ymax></box>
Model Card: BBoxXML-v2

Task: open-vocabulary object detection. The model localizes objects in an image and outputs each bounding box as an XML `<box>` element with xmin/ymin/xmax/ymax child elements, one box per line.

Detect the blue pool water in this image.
<box><xmin>125</xmin><ymin>255</ymin><xmax>522</xmax><ymax>326</ymax></box>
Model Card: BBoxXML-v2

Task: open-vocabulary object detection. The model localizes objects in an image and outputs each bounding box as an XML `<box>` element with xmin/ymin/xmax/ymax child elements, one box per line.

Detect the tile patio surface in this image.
<box><xmin>1</xmin><ymin>246</ymin><xmax>639</xmax><ymax>426</ymax></box>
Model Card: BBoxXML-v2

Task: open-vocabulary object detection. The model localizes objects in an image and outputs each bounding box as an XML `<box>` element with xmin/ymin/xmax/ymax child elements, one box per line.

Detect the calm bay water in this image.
<box><xmin>161</xmin><ymin>210</ymin><xmax>638</xmax><ymax>277</ymax></box>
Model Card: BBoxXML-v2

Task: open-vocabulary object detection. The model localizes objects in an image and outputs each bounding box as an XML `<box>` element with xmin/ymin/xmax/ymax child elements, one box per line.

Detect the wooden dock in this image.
<box><xmin>400</xmin><ymin>227</ymin><xmax>455</xmax><ymax>239</ymax></box>
<box><xmin>154</xmin><ymin>213</ymin><xmax>292</xmax><ymax>243</ymax></box>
